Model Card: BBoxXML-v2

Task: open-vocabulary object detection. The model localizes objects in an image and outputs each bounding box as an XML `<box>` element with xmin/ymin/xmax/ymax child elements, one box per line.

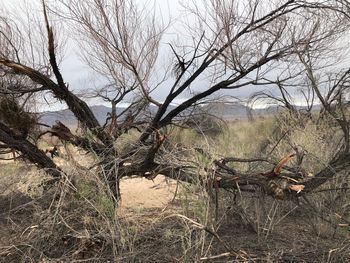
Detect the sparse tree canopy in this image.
<box><xmin>1</xmin><ymin>0</ymin><xmax>350</xmax><ymax>203</ymax></box>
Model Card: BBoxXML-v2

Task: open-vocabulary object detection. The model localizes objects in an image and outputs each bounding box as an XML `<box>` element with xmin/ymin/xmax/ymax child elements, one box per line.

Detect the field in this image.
<box><xmin>1</xmin><ymin>116</ymin><xmax>350</xmax><ymax>262</ymax></box>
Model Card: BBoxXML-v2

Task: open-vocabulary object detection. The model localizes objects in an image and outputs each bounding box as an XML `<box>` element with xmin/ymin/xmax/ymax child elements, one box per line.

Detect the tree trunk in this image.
<box><xmin>0</xmin><ymin>122</ymin><xmax>62</xmax><ymax>178</ymax></box>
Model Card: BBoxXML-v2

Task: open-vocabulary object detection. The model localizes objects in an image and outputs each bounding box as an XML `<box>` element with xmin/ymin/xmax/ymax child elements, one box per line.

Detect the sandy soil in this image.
<box><xmin>1</xmin><ymin>161</ymin><xmax>350</xmax><ymax>262</ymax></box>
<box><xmin>1</xmin><ymin>146</ymin><xmax>178</xmax><ymax>211</ymax></box>
<box><xmin>119</xmin><ymin>175</ymin><xmax>177</xmax><ymax>209</ymax></box>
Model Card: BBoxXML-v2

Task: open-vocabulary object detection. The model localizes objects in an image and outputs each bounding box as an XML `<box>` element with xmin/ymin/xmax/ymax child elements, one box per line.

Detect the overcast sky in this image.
<box><xmin>2</xmin><ymin>0</ymin><xmax>332</xmax><ymax>111</ymax></box>
<box><xmin>59</xmin><ymin>0</ymin><xmax>186</xmax><ymax>107</ymax></box>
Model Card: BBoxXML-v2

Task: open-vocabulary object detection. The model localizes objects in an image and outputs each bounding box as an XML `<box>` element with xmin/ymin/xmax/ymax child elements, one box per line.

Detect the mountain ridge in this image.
<box><xmin>39</xmin><ymin>102</ymin><xmax>316</xmax><ymax>127</ymax></box>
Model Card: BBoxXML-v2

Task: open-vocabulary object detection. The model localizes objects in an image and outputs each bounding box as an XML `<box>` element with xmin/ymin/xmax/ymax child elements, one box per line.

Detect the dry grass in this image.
<box><xmin>1</xmin><ymin>114</ymin><xmax>350</xmax><ymax>262</ymax></box>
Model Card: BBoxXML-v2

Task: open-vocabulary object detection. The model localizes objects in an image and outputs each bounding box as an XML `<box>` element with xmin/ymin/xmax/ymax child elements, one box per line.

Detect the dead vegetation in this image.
<box><xmin>1</xmin><ymin>0</ymin><xmax>350</xmax><ymax>261</ymax></box>
<box><xmin>0</xmin><ymin>97</ymin><xmax>37</xmax><ymax>139</ymax></box>
<box><xmin>1</xmin><ymin>116</ymin><xmax>350</xmax><ymax>262</ymax></box>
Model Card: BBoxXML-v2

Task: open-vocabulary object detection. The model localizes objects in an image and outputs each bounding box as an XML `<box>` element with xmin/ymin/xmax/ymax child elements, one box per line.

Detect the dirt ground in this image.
<box><xmin>0</xmin><ymin>147</ymin><xmax>178</xmax><ymax>210</ymax></box>
<box><xmin>1</xmin><ymin>160</ymin><xmax>350</xmax><ymax>262</ymax></box>
<box><xmin>119</xmin><ymin>175</ymin><xmax>177</xmax><ymax>209</ymax></box>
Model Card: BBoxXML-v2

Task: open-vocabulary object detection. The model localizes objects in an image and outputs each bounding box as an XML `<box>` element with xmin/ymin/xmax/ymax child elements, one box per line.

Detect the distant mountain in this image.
<box><xmin>200</xmin><ymin>102</ymin><xmax>252</xmax><ymax>119</ymax></box>
<box><xmin>39</xmin><ymin>104</ymin><xmax>164</xmax><ymax>127</ymax></box>
<box><xmin>39</xmin><ymin>102</ymin><xmax>319</xmax><ymax>127</ymax></box>
<box><xmin>39</xmin><ymin>105</ymin><xmax>118</xmax><ymax>127</ymax></box>
<box><xmin>40</xmin><ymin>108</ymin><xmax>77</xmax><ymax>127</ymax></box>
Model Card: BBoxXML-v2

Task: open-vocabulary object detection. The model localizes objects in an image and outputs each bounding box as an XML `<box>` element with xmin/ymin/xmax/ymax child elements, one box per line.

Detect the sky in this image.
<box><xmin>58</xmin><ymin>0</ymin><xmax>185</xmax><ymax>107</ymax></box>
<box><xmin>2</xmin><ymin>0</ymin><xmax>190</xmax><ymax>110</ymax></box>
<box><xmin>2</xmin><ymin>0</ymin><xmax>346</xmax><ymax>111</ymax></box>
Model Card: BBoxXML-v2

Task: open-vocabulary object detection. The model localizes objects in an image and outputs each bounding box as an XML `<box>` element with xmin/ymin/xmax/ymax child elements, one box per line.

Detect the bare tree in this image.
<box><xmin>1</xmin><ymin>0</ymin><xmax>350</xmax><ymax>203</ymax></box>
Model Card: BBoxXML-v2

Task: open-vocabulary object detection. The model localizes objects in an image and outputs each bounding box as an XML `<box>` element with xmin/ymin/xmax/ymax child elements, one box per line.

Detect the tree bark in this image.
<box><xmin>0</xmin><ymin>122</ymin><xmax>62</xmax><ymax>178</ymax></box>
